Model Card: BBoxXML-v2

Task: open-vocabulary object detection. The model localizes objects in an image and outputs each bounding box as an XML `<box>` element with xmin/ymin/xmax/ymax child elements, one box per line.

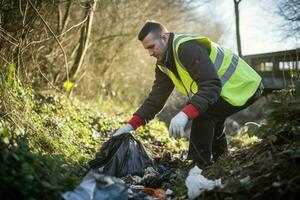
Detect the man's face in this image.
<box><xmin>142</xmin><ymin>32</ymin><xmax>168</xmax><ymax>63</ymax></box>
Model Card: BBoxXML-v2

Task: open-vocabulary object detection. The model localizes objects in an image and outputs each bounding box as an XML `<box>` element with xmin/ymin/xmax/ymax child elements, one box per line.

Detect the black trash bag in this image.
<box><xmin>89</xmin><ymin>133</ymin><xmax>156</xmax><ymax>177</ymax></box>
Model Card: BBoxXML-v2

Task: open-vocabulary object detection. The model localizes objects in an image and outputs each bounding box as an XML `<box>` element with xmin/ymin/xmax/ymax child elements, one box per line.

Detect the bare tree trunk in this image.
<box><xmin>58</xmin><ymin>2</ymin><xmax>62</xmax><ymax>33</ymax></box>
<box><xmin>61</xmin><ymin>0</ymin><xmax>72</xmax><ymax>34</ymax></box>
<box><xmin>58</xmin><ymin>0</ymin><xmax>72</xmax><ymax>34</ymax></box>
<box><xmin>234</xmin><ymin>0</ymin><xmax>242</xmax><ymax>57</ymax></box>
<box><xmin>68</xmin><ymin>0</ymin><xmax>96</xmax><ymax>81</ymax></box>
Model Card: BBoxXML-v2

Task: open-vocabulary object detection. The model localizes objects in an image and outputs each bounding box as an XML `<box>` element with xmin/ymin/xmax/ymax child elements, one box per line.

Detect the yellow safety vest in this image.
<box><xmin>157</xmin><ymin>34</ymin><xmax>262</xmax><ymax>106</ymax></box>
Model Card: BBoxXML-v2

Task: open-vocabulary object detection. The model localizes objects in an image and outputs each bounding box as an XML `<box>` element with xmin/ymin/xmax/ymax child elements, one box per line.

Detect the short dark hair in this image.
<box><xmin>138</xmin><ymin>20</ymin><xmax>168</xmax><ymax>41</ymax></box>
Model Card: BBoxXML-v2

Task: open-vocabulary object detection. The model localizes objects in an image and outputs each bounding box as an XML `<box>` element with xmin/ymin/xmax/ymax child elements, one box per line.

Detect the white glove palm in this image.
<box><xmin>169</xmin><ymin>111</ymin><xmax>189</xmax><ymax>138</ymax></box>
<box><xmin>112</xmin><ymin>124</ymin><xmax>134</xmax><ymax>137</ymax></box>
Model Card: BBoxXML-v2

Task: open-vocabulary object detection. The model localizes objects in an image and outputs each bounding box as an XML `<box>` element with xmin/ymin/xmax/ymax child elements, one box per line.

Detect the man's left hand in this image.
<box><xmin>169</xmin><ymin>111</ymin><xmax>189</xmax><ymax>138</ymax></box>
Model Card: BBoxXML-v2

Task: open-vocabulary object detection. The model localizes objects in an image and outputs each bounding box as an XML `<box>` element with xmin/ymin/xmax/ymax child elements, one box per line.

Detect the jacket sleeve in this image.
<box><xmin>134</xmin><ymin>66</ymin><xmax>174</xmax><ymax>122</ymax></box>
<box><xmin>178</xmin><ymin>41</ymin><xmax>222</xmax><ymax>113</ymax></box>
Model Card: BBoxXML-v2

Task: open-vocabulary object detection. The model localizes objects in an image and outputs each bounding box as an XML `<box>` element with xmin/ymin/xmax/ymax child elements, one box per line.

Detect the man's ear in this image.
<box><xmin>161</xmin><ymin>33</ymin><xmax>169</xmax><ymax>42</ymax></box>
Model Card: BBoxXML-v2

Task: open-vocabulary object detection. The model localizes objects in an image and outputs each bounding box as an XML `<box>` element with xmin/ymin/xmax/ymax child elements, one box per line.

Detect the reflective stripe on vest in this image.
<box><xmin>157</xmin><ymin>34</ymin><xmax>262</xmax><ymax>106</ymax></box>
<box><xmin>172</xmin><ymin>34</ymin><xmax>239</xmax><ymax>87</ymax></box>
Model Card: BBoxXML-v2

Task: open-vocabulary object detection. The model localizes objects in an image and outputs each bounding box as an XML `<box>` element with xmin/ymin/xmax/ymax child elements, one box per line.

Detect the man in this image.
<box><xmin>113</xmin><ymin>21</ymin><xmax>263</xmax><ymax>168</ymax></box>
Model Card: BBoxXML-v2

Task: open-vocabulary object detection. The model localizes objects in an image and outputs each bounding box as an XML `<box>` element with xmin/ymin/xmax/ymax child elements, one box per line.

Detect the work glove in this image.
<box><xmin>169</xmin><ymin>111</ymin><xmax>189</xmax><ymax>139</ymax></box>
<box><xmin>112</xmin><ymin>124</ymin><xmax>133</xmax><ymax>137</ymax></box>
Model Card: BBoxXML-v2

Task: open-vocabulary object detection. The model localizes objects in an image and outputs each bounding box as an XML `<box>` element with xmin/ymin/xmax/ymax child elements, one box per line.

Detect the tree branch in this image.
<box><xmin>28</xmin><ymin>0</ymin><xmax>70</xmax><ymax>81</ymax></box>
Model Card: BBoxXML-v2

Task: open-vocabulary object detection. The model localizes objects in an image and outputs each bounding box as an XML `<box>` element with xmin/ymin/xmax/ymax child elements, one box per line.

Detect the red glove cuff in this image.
<box><xmin>181</xmin><ymin>104</ymin><xmax>200</xmax><ymax>119</ymax></box>
<box><xmin>127</xmin><ymin>115</ymin><xmax>144</xmax><ymax>130</ymax></box>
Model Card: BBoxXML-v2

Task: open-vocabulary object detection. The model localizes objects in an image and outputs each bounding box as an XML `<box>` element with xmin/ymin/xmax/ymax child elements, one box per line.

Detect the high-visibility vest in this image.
<box><xmin>157</xmin><ymin>34</ymin><xmax>262</xmax><ymax>106</ymax></box>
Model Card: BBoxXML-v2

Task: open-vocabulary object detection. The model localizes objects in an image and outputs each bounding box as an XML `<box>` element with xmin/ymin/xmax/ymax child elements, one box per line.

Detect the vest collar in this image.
<box><xmin>156</xmin><ymin>32</ymin><xmax>174</xmax><ymax>67</ymax></box>
<box><xmin>156</xmin><ymin>33</ymin><xmax>179</xmax><ymax>78</ymax></box>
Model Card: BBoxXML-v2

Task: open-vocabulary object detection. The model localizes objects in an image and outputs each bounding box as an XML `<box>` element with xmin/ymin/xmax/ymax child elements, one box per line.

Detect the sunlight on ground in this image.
<box><xmin>228</xmin><ymin>133</ymin><xmax>261</xmax><ymax>152</ymax></box>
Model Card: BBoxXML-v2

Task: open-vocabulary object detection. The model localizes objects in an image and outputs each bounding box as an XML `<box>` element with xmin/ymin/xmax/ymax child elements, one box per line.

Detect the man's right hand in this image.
<box><xmin>112</xmin><ymin>124</ymin><xmax>134</xmax><ymax>137</ymax></box>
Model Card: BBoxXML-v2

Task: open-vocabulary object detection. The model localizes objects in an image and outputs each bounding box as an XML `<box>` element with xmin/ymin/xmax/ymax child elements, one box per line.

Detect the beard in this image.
<box><xmin>156</xmin><ymin>50</ymin><xmax>167</xmax><ymax>63</ymax></box>
<box><xmin>156</xmin><ymin>40</ymin><xmax>168</xmax><ymax>64</ymax></box>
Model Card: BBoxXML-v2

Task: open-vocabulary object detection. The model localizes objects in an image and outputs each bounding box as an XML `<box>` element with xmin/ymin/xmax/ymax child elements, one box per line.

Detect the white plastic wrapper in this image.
<box><xmin>185</xmin><ymin>166</ymin><xmax>223</xmax><ymax>199</ymax></box>
<box><xmin>62</xmin><ymin>170</ymin><xmax>127</xmax><ymax>200</ymax></box>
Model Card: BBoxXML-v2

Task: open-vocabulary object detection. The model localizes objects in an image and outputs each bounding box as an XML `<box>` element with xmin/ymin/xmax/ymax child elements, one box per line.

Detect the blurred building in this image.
<box><xmin>243</xmin><ymin>48</ymin><xmax>300</xmax><ymax>92</ymax></box>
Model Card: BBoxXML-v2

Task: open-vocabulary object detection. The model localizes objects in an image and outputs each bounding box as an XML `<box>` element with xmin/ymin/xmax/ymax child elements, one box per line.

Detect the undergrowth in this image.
<box><xmin>200</xmin><ymin>80</ymin><xmax>300</xmax><ymax>199</ymax></box>
<box><xmin>1</xmin><ymin>63</ymin><xmax>299</xmax><ymax>199</ymax></box>
<box><xmin>0</xmin><ymin>64</ymin><xmax>185</xmax><ymax>199</ymax></box>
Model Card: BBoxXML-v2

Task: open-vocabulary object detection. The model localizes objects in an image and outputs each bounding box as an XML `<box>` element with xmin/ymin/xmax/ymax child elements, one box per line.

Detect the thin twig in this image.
<box><xmin>70</xmin><ymin>69</ymin><xmax>86</xmax><ymax>97</ymax></box>
<box><xmin>59</xmin><ymin>15</ymin><xmax>88</xmax><ymax>37</ymax></box>
<box><xmin>37</xmin><ymin>63</ymin><xmax>60</xmax><ymax>92</ymax></box>
<box><xmin>29</xmin><ymin>48</ymin><xmax>60</xmax><ymax>91</ymax></box>
<box><xmin>0</xmin><ymin>33</ymin><xmax>18</xmax><ymax>47</ymax></box>
<box><xmin>0</xmin><ymin>27</ymin><xmax>18</xmax><ymax>42</ymax></box>
<box><xmin>60</xmin><ymin>0</ymin><xmax>72</xmax><ymax>33</ymax></box>
<box><xmin>28</xmin><ymin>0</ymin><xmax>69</xmax><ymax>82</ymax></box>
<box><xmin>19</xmin><ymin>0</ymin><xmax>24</xmax><ymax>17</ymax></box>
<box><xmin>20</xmin><ymin>15</ymin><xmax>88</xmax><ymax>55</ymax></box>
<box><xmin>0</xmin><ymin>28</ymin><xmax>19</xmax><ymax>47</ymax></box>
<box><xmin>22</xmin><ymin>0</ymin><xmax>29</xmax><ymax>28</ymax></box>
<box><xmin>0</xmin><ymin>53</ymin><xmax>10</xmax><ymax>64</ymax></box>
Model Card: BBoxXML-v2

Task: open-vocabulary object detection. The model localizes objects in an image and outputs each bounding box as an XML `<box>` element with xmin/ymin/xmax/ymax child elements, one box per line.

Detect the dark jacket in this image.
<box><xmin>134</xmin><ymin>33</ymin><xmax>222</xmax><ymax>123</ymax></box>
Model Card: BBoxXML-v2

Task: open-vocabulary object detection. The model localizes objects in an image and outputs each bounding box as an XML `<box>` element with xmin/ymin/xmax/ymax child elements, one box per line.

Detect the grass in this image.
<box><xmin>1</xmin><ymin>65</ymin><xmax>300</xmax><ymax>199</ymax></box>
<box><xmin>0</xmin><ymin>67</ymin><xmax>187</xmax><ymax>199</ymax></box>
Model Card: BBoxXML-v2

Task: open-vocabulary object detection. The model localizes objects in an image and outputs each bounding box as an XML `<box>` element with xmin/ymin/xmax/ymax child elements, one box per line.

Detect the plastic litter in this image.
<box><xmin>165</xmin><ymin>189</ymin><xmax>173</xmax><ymax>196</ymax></box>
<box><xmin>121</xmin><ymin>165</ymin><xmax>177</xmax><ymax>188</ymax></box>
<box><xmin>89</xmin><ymin>133</ymin><xmax>156</xmax><ymax>177</ymax></box>
<box><xmin>125</xmin><ymin>167</ymin><xmax>159</xmax><ymax>184</ymax></box>
<box><xmin>128</xmin><ymin>185</ymin><xmax>168</xmax><ymax>200</ymax></box>
<box><xmin>140</xmin><ymin>188</ymin><xmax>167</xmax><ymax>200</ymax></box>
<box><xmin>62</xmin><ymin>170</ymin><xmax>127</xmax><ymax>200</ymax></box>
<box><xmin>140</xmin><ymin>169</ymin><xmax>177</xmax><ymax>188</ymax></box>
<box><xmin>239</xmin><ymin>176</ymin><xmax>251</xmax><ymax>185</ymax></box>
<box><xmin>185</xmin><ymin>166</ymin><xmax>223</xmax><ymax>199</ymax></box>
